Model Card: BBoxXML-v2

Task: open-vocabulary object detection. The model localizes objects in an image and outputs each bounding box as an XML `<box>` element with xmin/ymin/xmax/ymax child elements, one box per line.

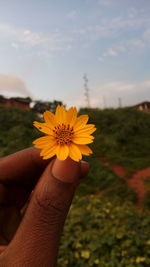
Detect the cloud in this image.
<box><xmin>90</xmin><ymin>80</ymin><xmax>150</xmax><ymax>108</ymax></box>
<box><xmin>103</xmin><ymin>38</ymin><xmax>145</xmax><ymax>58</ymax></box>
<box><xmin>54</xmin><ymin>79</ymin><xmax>150</xmax><ymax>109</ymax></box>
<box><xmin>1</xmin><ymin>6</ymin><xmax>149</xmax><ymax>57</ymax></box>
<box><xmin>141</xmin><ymin>80</ymin><xmax>150</xmax><ymax>88</ymax></box>
<box><xmin>98</xmin><ymin>57</ymin><xmax>104</xmax><ymax>62</ymax></box>
<box><xmin>143</xmin><ymin>29</ymin><xmax>150</xmax><ymax>40</ymax></box>
<box><xmin>0</xmin><ymin>74</ymin><xmax>31</xmax><ymax>98</ymax></box>
<box><xmin>74</xmin><ymin>6</ymin><xmax>150</xmax><ymax>46</ymax></box>
<box><xmin>0</xmin><ymin>23</ymin><xmax>73</xmax><ymax>54</ymax></box>
<box><xmin>106</xmin><ymin>48</ymin><xmax>118</xmax><ymax>56</ymax></box>
<box><xmin>67</xmin><ymin>10</ymin><xmax>78</xmax><ymax>20</ymax></box>
<box><xmin>129</xmin><ymin>39</ymin><xmax>145</xmax><ymax>48</ymax></box>
<box><xmin>11</xmin><ymin>42</ymin><xmax>19</xmax><ymax>49</ymax></box>
<box><xmin>97</xmin><ymin>0</ymin><xmax>112</xmax><ymax>6</ymax></box>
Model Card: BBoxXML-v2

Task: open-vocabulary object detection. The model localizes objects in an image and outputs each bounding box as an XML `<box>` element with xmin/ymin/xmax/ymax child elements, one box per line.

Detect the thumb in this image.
<box><xmin>0</xmin><ymin>157</ymin><xmax>88</xmax><ymax>267</ymax></box>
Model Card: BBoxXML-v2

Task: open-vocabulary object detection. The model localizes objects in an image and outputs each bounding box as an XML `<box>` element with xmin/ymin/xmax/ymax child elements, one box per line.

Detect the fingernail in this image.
<box><xmin>52</xmin><ymin>157</ymin><xmax>80</xmax><ymax>183</ymax></box>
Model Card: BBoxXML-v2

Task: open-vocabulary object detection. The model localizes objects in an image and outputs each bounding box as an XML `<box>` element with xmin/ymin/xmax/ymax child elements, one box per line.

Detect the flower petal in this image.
<box><xmin>69</xmin><ymin>143</ymin><xmax>82</xmax><ymax>161</ymax></box>
<box><xmin>69</xmin><ymin>143</ymin><xmax>82</xmax><ymax>162</ymax></box>
<box><xmin>77</xmin><ymin>145</ymin><xmax>93</xmax><ymax>155</ymax></box>
<box><xmin>40</xmin><ymin>142</ymin><xmax>57</xmax><ymax>157</ymax></box>
<box><xmin>74</xmin><ymin>135</ymin><xmax>94</xmax><ymax>140</ymax></box>
<box><xmin>74</xmin><ymin>127</ymin><xmax>96</xmax><ymax>137</ymax></box>
<box><xmin>66</xmin><ymin>107</ymin><xmax>77</xmax><ymax>127</ymax></box>
<box><xmin>33</xmin><ymin>121</ymin><xmax>54</xmax><ymax>135</ymax></box>
<box><xmin>42</xmin><ymin>145</ymin><xmax>57</xmax><ymax>159</ymax></box>
<box><xmin>55</xmin><ymin>105</ymin><xmax>66</xmax><ymax>124</ymax></box>
<box><xmin>75</xmin><ymin>124</ymin><xmax>95</xmax><ymax>132</ymax></box>
<box><xmin>33</xmin><ymin>136</ymin><xmax>56</xmax><ymax>148</ymax></box>
<box><xmin>43</xmin><ymin>110</ymin><xmax>56</xmax><ymax>127</ymax></box>
<box><xmin>43</xmin><ymin>150</ymin><xmax>56</xmax><ymax>160</ymax></box>
<box><xmin>33</xmin><ymin>136</ymin><xmax>55</xmax><ymax>144</ymax></box>
<box><xmin>72</xmin><ymin>136</ymin><xmax>94</xmax><ymax>144</ymax></box>
<box><xmin>74</xmin><ymin>115</ymin><xmax>89</xmax><ymax>130</ymax></box>
<box><xmin>56</xmin><ymin>145</ymin><xmax>69</xmax><ymax>160</ymax></box>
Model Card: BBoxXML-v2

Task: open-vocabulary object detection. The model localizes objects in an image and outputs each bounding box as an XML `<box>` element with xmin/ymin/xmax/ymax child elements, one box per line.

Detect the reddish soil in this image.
<box><xmin>107</xmin><ymin>164</ymin><xmax>126</xmax><ymax>179</ymax></box>
<box><xmin>99</xmin><ymin>157</ymin><xmax>150</xmax><ymax>208</ymax></box>
<box><xmin>99</xmin><ymin>158</ymin><xmax>126</xmax><ymax>178</ymax></box>
<box><xmin>126</xmin><ymin>167</ymin><xmax>150</xmax><ymax>208</ymax></box>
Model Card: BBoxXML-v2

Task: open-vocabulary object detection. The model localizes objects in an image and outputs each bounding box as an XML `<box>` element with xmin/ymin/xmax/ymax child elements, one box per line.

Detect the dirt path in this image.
<box><xmin>99</xmin><ymin>158</ymin><xmax>150</xmax><ymax>208</ymax></box>
<box><xmin>126</xmin><ymin>167</ymin><xmax>150</xmax><ymax>207</ymax></box>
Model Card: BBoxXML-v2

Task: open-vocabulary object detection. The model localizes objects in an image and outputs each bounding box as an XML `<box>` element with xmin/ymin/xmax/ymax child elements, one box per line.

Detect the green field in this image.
<box><xmin>80</xmin><ymin>107</ymin><xmax>150</xmax><ymax>174</ymax></box>
<box><xmin>0</xmin><ymin>105</ymin><xmax>150</xmax><ymax>266</ymax></box>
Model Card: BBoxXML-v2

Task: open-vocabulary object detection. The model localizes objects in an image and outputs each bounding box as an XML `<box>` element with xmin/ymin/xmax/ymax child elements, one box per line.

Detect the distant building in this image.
<box><xmin>0</xmin><ymin>95</ymin><xmax>32</xmax><ymax>110</ymax></box>
<box><xmin>135</xmin><ymin>101</ymin><xmax>150</xmax><ymax>112</ymax></box>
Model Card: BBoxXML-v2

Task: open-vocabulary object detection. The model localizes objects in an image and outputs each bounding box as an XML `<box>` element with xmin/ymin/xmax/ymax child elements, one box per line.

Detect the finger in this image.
<box><xmin>19</xmin><ymin>159</ymin><xmax>89</xmax><ymax>217</ymax></box>
<box><xmin>80</xmin><ymin>160</ymin><xmax>89</xmax><ymax>179</ymax></box>
<box><xmin>0</xmin><ymin>147</ymin><xmax>50</xmax><ymax>184</ymax></box>
<box><xmin>0</xmin><ymin>206</ymin><xmax>21</xmax><ymax>244</ymax></box>
<box><xmin>0</xmin><ymin>157</ymin><xmax>88</xmax><ymax>209</ymax></box>
<box><xmin>0</xmin><ymin>158</ymin><xmax>89</xmax><ymax>266</ymax></box>
<box><xmin>0</xmin><ymin>246</ymin><xmax>7</xmax><ymax>255</ymax></box>
<box><xmin>0</xmin><ymin>183</ymin><xmax>30</xmax><ymax>208</ymax></box>
<box><xmin>20</xmin><ymin>161</ymin><xmax>89</xmax><ymax>217</ymax></box>
<box><xmin>0</xmin><ymin>147</ymin><xmax>51</xmax><ymax>209</ymax></box>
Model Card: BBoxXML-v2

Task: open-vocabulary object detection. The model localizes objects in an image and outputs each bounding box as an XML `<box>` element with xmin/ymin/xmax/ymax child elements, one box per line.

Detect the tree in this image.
<box><xmin>32</xmin><ymin>100</ymin><xmax>64</xmax><ymax>114</ymax></box>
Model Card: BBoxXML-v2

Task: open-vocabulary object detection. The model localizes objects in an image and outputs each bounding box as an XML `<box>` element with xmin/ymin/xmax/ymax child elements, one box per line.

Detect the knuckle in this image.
<box><xmin>35</xmin><ymin>191</ymin><xmax>64</xmax><ymax>215</ymax></box>
<box><xmin>34</xmin><ymin>184</ymin><xmax>68</xmax><ymax>216</ymax></box>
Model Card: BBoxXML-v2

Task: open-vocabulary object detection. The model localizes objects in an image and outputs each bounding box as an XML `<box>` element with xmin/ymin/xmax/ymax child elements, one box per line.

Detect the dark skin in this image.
<box><xmin>0</xmin><ymin>147</ymin><xmax>89</xmax><ymax>267</ymax></box>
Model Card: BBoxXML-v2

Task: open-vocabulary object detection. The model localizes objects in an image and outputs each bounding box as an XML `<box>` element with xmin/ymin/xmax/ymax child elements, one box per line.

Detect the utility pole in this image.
<box><xmin>118</xmin><ymin>97</ymin><xmax>122</xmax><ymax>107</ymax></box>
<box><xmin>103</xmin><ymin>96</ymin><xmax>107</xmax><ymax>109</ymax></box>
<box><xmin>83</xmin><ymin>74</ymin><xmax>90</xmax><ymax>108</ymax></box>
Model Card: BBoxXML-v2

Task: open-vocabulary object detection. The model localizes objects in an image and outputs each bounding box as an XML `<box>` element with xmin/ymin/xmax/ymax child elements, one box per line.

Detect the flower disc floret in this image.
<box><xmin>33</xmin><ymin>105</ymin><xmax>96</xmax><ymax>162</ymax></box>
<box><xmin>53</xmin><ymin>124</ymin><xmax>74</xmax><ymax>145</ymax></box>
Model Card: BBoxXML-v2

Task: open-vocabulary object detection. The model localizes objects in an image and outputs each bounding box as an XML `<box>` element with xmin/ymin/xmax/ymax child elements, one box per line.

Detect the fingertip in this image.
<box><xmin>51</xmin><ymin>157</ymin><xmax>89</xmax><ymax>183</ymax></box>
<box><xmin>80</xmin><ymin>160</ymin><xmax>89</xmax><ymax>178</ymax></box>
<box><xmin>52</xmin><ymin>157</ymin><xmax>80</xmax><ymax>183</ymax></box>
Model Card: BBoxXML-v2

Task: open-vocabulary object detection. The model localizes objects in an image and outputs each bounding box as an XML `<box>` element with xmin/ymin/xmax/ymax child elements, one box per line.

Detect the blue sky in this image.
<box><xmin>0</xmin><ymin>0</ymin><xmax>150</xmax><ymax>108</ymax></box>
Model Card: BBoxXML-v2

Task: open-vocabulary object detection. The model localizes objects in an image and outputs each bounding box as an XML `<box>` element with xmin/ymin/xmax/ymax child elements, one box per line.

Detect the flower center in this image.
<box><xmin>53</xmin><ymin>124</ymin><xmax>74</xmax><ymax>145</ymax></box>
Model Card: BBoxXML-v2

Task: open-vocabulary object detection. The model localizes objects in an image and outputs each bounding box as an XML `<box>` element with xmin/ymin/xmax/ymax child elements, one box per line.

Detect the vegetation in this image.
<box><xmin>0</xmin><ymin>105</ymin><xmax>40</xmax><ymax>157</ymax></box>
<box><xmin>0</xmin><ymin>105</ymin><xmax>150</xmax><ymax>266</ymax></box>
<box><xmin>80</xmin><ymin>107</ymin><xmax>150</xmax><ymax>174</ymax></box>
<box><xmin>76</xmin><ymin>156</ymin><xmax>136</xmax><ymax>203</ymax></box>
<box><xmin>143</xmin><ymin>177</ymin><xmax>150</xmax><ymax>209</ymax></box>
<box><xmin>32</xmin><ymin>100</ymin><xmax>63</xmax><ymax>114</ymax></box>
<box><xmin>58</xmin><ymin>196</ymin><xmax>150</xmax><ymax>267</ymax></box>
<box><xmin>1</xmin><ymin>105</ymin><xmax>150</xmax><ymax>174</ymax></box>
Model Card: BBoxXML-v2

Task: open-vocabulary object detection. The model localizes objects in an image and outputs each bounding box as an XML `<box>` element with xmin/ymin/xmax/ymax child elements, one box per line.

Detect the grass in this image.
<box><xmin>80</xmin><ymin>107</ymin><xmax>150</xmax><ymax>174</ymax></box>
<box><xmin>1</xmin><ymin>105</ymin><xmax>150</xmax><ymax>266</ymax></box>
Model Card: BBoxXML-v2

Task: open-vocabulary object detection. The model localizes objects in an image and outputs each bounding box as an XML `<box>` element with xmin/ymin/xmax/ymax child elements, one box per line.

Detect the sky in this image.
<box><xmin>0</xmin><ymin>0</ymin><xmax>150</xmax><ymax>109</ymax></box>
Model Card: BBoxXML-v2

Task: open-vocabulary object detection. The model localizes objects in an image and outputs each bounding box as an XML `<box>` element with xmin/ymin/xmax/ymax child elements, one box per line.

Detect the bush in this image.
<box><xmin>76</xmin><ymin>156</ymin><xmax>136</xmax><ymax>203</ymax></box>
<box><xmin>0</xmin><ymin>105</ymin><xmax>40</xmax><ymax>157</ymax></box>
<box><xmin>80</xmin><ymin>107</ymin><xmax>150</xmax><ymax>173</ymax></box>
<box><xmin>0</xmin><ymin>105</ymin><xmax>150</xmax><ymax>266</ymax></box>
<box><xmin>58</xmin><ymin>195</ymin><xmax>150</xmax><ymax>267</ymax></box>
<box><xmin>77</xmin><ymin>156</ymin><xmax>123</xmax><ymax>196</ymax></box>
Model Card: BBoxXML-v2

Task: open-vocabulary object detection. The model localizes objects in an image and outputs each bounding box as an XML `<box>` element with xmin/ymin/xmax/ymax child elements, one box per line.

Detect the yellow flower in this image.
<box><xmin>33</xmin><ymin>105</ymin><xmax>96</xmax><ymax>162</ymax></box>
<box><xmin>81</xmin><ymin>250</ymin><xmax>91</xmax><ymax>259</ymax></box>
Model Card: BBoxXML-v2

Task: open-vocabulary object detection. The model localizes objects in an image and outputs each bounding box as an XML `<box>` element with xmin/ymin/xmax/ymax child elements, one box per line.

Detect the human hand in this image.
<box><xmin>0</xmin><ymin>147</ymin><xmax>89</xmax><ymax>266</ymax></box>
